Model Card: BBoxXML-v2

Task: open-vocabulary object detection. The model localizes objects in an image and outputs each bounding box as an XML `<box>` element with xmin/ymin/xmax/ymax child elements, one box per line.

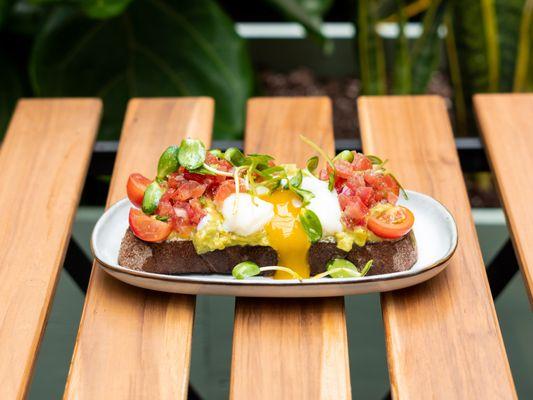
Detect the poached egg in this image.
<box><xmin>220</xmin><ymin>176</ymin><xmax>344</xmax><ymax>279</ymax></box>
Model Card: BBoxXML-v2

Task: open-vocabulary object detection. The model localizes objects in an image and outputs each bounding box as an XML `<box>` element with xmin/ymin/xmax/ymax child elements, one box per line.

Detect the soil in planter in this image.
<box><xmin>259</xmin><ymin>67</ymin><xmax>452</xmax><ymax>139</ymax></box>
<box><xmin>258</xmin><ymin>67</ymin><xmax>499</xmax><ymax>207</ymax></box>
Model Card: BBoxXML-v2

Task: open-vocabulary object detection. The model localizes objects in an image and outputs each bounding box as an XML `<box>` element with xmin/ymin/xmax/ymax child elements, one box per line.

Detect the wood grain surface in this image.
<box><xmin>64</xmin><ymin>98</ymin><xmax>213</xmax><ymax>400</ymax></box>
<box><xmin>230</xmin><ymin>98</ymin><xmax>351</xmax><ymax>400</ymax></box>
<box><xmin>359</xmin><ymin>96</ymin><xmax>516</xmax><ymax>399</ymax></box>
<box><xmin>0</xmin><ymin>99</ymin><xmax>101</xmax><ymax>399</ymax></box>
<box><xmin>474</xmin><ymin>94</ymin><xmax>533</xmax><ymax>306</ymax></box>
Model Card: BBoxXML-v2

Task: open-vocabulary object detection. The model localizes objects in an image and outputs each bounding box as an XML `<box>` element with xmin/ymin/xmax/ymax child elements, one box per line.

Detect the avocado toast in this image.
<box><xmin>118</xmin><ymin>138</ymin><xmax>417</xmax><ymax>280</ymax></box>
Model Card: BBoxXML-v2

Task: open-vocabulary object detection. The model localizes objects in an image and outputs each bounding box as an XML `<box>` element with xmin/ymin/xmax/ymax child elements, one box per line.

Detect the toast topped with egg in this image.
<box><xmin>118</xmin><ymin>138</ymin><xmax>417</xmax><ymax>280</ymax></box>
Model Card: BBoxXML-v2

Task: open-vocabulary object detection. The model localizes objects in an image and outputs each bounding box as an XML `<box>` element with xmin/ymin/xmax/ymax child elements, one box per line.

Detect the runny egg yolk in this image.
<box><xmin>262</xmin><ymin>190</ymin><xmax>311</xmax><ymax>279</ymax></box>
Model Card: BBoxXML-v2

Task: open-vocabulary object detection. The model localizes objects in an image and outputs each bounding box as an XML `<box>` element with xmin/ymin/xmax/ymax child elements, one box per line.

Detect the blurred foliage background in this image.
<box><xmin>0</xmin><ymin>0</ymin><xmax>532</xmax><ymax>140</ymax></box>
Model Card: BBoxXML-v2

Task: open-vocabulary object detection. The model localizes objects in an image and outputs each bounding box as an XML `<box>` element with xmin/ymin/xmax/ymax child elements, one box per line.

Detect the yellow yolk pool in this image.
<box><xmin>263</xmin><ymin>190</ymin><xmax>311</xmax><ymax>279</ymax></box>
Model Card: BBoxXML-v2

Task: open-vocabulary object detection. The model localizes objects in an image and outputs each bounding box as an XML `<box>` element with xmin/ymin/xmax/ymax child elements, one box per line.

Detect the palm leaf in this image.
<box><xmin>392</xmin><ymin>0</ymin><xmax>412</xmax><ymax>94</ymax></box>
<box><xmin>451</xmin><ymin>0</ymin><xmax>499</xmax><ymax>94</ymax></box>
<box><xmin>265</xmin><ymin>0</ymin><xmax>333</xmax><ymax>49</ymax></box>
<box><xmin>357</xmin><ymin>0</ymin><xmax>387</xmax><ymax>95</ymax></box>
<box><xmin>445</xmin><ymin>6</ymin><xmax>468</xmax><ymax>136</ymax></box>
<box><xmin>411</xmin><ymin>0</ymin><xmax>446</xmax><ymax>93</ymax></box>
<box><xmin>496</xmin><ymin>0</ymin><xmax>527</xmax><ymax>91</ymax></box>
<box><xmin>513</xmin><ymin>0</ymin><xmax>533</xmax><ymax>91</ymax></box>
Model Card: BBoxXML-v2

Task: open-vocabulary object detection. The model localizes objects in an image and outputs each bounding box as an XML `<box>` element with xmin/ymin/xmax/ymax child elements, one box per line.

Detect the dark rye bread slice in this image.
<box><xmin>118</xmin><ymin>229</ymin><xmax>278</xmax><ymax>276</ymax></box>
<box><xmin>118</xmin><ymin>229</ymin><xmax>417</xmax><ymax>276</ymax></box>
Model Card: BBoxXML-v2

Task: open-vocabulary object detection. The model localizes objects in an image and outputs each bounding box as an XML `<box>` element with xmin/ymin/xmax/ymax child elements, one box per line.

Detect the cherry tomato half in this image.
<box><xmin>129</xmin><ymin>208</ymin><xmax>172</xmax><ymax>242</ymax></box>
<box><xmin>367</xmin><ymin>206</ymin><xmax>414</xmax><ymax>239</ymax></box>
<box><xmin>127</xmin><ymin>173</ymin><xmax>151</xmax><ymax>207</ymax></box>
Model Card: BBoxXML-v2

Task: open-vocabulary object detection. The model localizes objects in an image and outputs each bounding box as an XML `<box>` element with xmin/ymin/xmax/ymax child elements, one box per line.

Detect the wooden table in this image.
<box><xmin>0</xmin><ymin>95</ymin><xmax>519</xmax><ymax>399</ymax></box>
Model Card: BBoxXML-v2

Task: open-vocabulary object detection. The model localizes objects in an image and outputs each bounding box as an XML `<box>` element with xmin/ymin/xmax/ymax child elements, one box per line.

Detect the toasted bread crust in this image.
<box><xmin>118</xmin><ymin>229</ymin><xmax>417</xmax><ymax>276</ymax></box>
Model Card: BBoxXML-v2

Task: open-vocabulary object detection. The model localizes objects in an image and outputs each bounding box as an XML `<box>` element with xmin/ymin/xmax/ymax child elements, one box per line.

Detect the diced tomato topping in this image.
<box><xmin>171</xmin><ymin>180</ymin><xmax>206</xmax><ymax>201</ymax></box>
<box><xmin>205</xmin><ymin>152</ymin><xmax>233</xmax><ymax>172</ymax></box>
<box><xmin>345</xmin><ymin>174</ymin><xmax>365</xmax><ymax>192</ymax></box>
<box><xmin>156</xmin><ymin>199</ymin><xmax>175</xmax><ymax>219</ymax></box>
<box><xmin>214</xmin><ymin>180</ymin><xmax>236</xmax><ymax>204</ymax></box>
<box><xmin>352</xmin><ymin>153</ymin><xmax>372</xmax><ymax>171</ymax></box>
<box><xmin>334</xmin><ymin>159</ymin><xmax>353</xmax><ymax>179</ymax></box>
<box><xmin>343</xmin><ymin>196</ymin><xmax>369</xmax><ymax>225</ymax></box>
<box><xmin>364</xmin><ymin>172</ymin><xmax>399</xmax><ymax>202</ymax></box>
<box><xmin>355</xmin><ymin>186</ymin><xmax>375</xmax><ymax>206</ymax></box>
<box><xmin>187</xmin><ymin>198</ymin><xmax>206</xmax><ymax>225</ymax></box>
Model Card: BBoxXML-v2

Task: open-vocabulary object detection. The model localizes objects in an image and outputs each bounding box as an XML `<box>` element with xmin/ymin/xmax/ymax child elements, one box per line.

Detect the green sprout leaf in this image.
<box><xmin>157</xmin><ymin>145</ymin><xmax>180</xmax><ymax>180</ymax></box>
<box><xmin>209</xmin><ymin>149</ymin><xmax>223</xmax><ymax>158</ymax></box>
<box><xmin>142</xmin><ymin>181</ymin><xmax>164</xmax><ymax>214</ymax></box>
<box><xmin>178</xmin><ymin>138</ymin><xmax>206</xmax><ymax>170</ymax></box>
<box><xmin>224</xmin><ymin>147</ymin><xmax>246</xmax><ymax>166</ymax></box>
<box><xmin>327</xmin><ymin>258</ymin><xmax>360</xmax><ymax>278</ymax></box>
<box><xmin>360</xmin><ymin>259</ymin><xmax>373</xmax><ymax>276</ymax></box>
<box><xmin>366</xmin><ymin>155</ymin><xmax>384</xmax><ymax>165</ymax></box>
<box><xmin>328</xmin><ymin>171</ymin><xmax>335</xmax><ymax>191</ymax></box>
<box><xmin>333</xmin><ymin>150</ymin><xmax>354</xmax><ymax>163</ymax></box>
<box><xmin>232</xmin><ymin>261</ymin><xmax>261</xmax><ymax>280</ymax></box>
<box><xmin>299</xmin><ymin>208</ymin><xmax>322</xmax><ymax>243</ymax></box>
<box><xmin>289</xmin><ymin>169</ymin><xmax>303</xmax><ymax>188</ymax></box>
<box><xmin>306</xmin><ymin>155</ymin><xmax>319</xmax><ymax>173</ymax></box>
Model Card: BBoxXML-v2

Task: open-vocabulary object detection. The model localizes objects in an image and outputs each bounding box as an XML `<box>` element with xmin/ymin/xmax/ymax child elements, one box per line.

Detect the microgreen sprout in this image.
<box><xmin>157</xmin><ymin>145</ymin><xmax>180</xmax><ymax>180</ymax></box>
<box><xmin>333</xmin><ymin>150</ymin><xmax>354</xmax><ymax>163</ymax></box>
<box><xmin>311</xmin><ymin>259</ymin><xmax>373</xmax><ymax>279</ymax></box>
<box><xmin>178</xmin><ymin>138</ymin><xmax>206</xmax><ymax>170</ymax></box>
<box><xmin>232</xmin><ymin>261</ymin><xmax>302</xmax><ymax>280</ymax></box>
<box><xmin>306</xmin><ymin>156</ymin><xmax>319</xmax><ymax>174</ymax></box>
<box><xmin>299</xmin><ymin>208</ymin><xmax>322</xmax><ymax>243</ymax></box>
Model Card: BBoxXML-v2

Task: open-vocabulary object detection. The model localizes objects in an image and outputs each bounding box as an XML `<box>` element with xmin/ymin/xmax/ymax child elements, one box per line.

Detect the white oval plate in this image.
<box><xmin>91</xmin><ymin>190</ymin><xmax>457</xmax><ymax>297</ymax></box>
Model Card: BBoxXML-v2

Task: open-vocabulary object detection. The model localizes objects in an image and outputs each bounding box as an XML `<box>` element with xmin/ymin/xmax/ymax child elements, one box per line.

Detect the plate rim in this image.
<box><xmin>91</xmin><ymin>190</ymin><xmax>458</xmax><ymax>287</ymax></box>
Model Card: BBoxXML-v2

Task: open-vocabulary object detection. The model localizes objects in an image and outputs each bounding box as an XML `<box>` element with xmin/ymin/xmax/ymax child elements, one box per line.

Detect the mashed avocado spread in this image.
<box><xmin>191</xmin><ymin>207</ymin><xmax>269</xmax><ymax>254</ymax></box>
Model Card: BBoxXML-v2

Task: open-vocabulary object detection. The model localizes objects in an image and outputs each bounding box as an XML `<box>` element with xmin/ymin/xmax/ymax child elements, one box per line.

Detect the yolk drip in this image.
<box><xmin>263</xmin><ymin>190</ymin><xmax>311</xmax><ymax>279</ymax></box>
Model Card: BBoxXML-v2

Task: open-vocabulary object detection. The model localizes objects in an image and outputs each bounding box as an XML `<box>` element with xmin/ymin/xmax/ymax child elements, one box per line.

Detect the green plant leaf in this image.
<box><xmin>29</xmin><ymin>0</ymin><xmax>133</xmax><ymax>19</ymax></box>
<box><xmin>392</xmin><ymin>0</ymin><xmax>412</xmax><ymax>94</ymax></box>
<box><xmin>81</xmin><ymin>0</ymin><xmax>133</xmax><ymax>19</ymax></box>
<box><xmin>497</xmin><ymin>0</ymin><xmax>527</xmax><ymax>91</ymax></box>
<box><xmin>265</xmin><ymin>0</ymin><xmax>333</xmax><ymax>49</ymax></box>
<box><xmin>30</xmin><ymin>0</ymin><xmax>253</xmax><ymax>140</ymax></box>
<box><xmin>0</xmin><ymin>50</ymin><xmax>23</xmax><ymax>139</ymax></box>
<box><xmin>513</xmin><ymin>0</ymin><xmax>533</xmax><ymax>91</ymax></box>
<box><xmin>410</xmin><ymin>0</ymin><xmax>446</xmax><ymax>93</ymax></box>
<box><xmin>444</xmin><ymin>5</ymin><xmax>468</xmax><ymax>136</ymax></box>
<box><xmin>449</xmin><ymin>0</ymin><xmax>499</xmax><ymax>133</ymax></box>
<box><xmin>0</xmin><ymin>0</ymin><xmax>14</xmax><ymax>27</ymax></box>
<box><xmin>356</xmin><ymin>0</ymin><xmax>387</xmax><ymax>95</ymax></box>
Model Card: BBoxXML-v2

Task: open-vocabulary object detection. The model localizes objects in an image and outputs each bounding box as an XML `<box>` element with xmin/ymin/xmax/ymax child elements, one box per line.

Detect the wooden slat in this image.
<box><xmin>474</xmin><ymin>93</ymin><xmax>533</xmax><ymax>306</ymax></box>
<box><xmin>358</xmin><ymin>96</ymin><xmax>516</xmax><ymax>399</ymax></box>
<box><xmin>230</xmin><ymin>97</ymin><xmax>351</xmax><ymax>400</ymax></box>
<box><xmin>0</xmin><ymin>99</ymin><xmax>101</xmax><ymax>399</ymax></box>
<box><xmin>64</xmin><ymin>98</ymin><xmax>214</xmax><ymax>400</ymax></box>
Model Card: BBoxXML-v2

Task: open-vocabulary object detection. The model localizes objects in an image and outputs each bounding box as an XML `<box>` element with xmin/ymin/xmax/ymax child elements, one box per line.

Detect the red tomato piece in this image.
<box><xmin>126</xmin><ymin>173</ymin><xmax>151</xmax><ymax>207</ymax></box>
<box><xmin>214</xmin><ymin>180</ymin><xmax>236</xmax><ymax>204</ymax></box>
<box><xmin>129</xmin><ymin>208</ymin><xmax>172</xmax><ymax>242</ymax></box>
<box><xmin>352</xmin><ymin>153</ymin><xmax>372</xmax><ymax>171</ymax></box>
<box><xmin>156</xmin><ymin>199</ymin><xmax>175</xmax><ymax>219</ymax></box>
<box><xmin>367</xmin><ymin>206</ymin><xmax>414</xmax><ymax>239</ymax></box>
<box><xmin>173</xmin><ymin>181</ymin><xmax>206</xmax><ymax>201</ymax></box>
<box><xmin>334</xmin><ymin>159</ymin><xmax>353</xmax><ymax>179</ymax></box>
<box><xmin>343</xmin><ymin>196</ymin><xmax>369</xmax><ymax>224</ymax></box>
<box><xmin>355</xmin><ymin>186</ymin><xmax>375</xmax><ymax>206</ymax></box>
<box><xmin>345</xmin><ymin>174</ymin><xmax>365</xmax><ymax>192</ymax></box>
<box><xmin>186</xmin><ymin>198</ymin><xmax>206</xmax><ymax>225</ymax></box>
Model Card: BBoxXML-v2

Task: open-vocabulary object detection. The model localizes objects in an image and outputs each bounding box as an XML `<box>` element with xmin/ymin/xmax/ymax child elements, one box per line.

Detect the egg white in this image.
<box><xmin>300</xmin><ymin>176</ymin><xmax>343</xmax><ymax>237</ymax></box>
<box><xmin>221</xmin><ymin>193</ymin><xmax>274</xmax><ymax>236</ymax></box>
